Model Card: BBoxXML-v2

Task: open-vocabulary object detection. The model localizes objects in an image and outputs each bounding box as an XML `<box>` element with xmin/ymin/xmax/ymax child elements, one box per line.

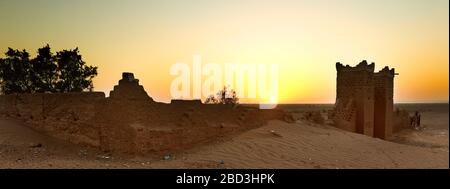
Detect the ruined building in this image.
<box><xmin>332</xmin><ymin>60</ymin><xmax>396</xmax><ymax>139</ymax></box>
<box><xmin>0</xmin><ymin>72</ymin><xmax>291</xmax><ymax>155</ymax></box>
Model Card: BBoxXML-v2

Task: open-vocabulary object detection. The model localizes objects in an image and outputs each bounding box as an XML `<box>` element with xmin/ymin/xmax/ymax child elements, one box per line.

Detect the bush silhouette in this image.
<box><xmin>205</xmin><ymin>86</ymin><xmax>239</xmax><ymax>105</ymax></box>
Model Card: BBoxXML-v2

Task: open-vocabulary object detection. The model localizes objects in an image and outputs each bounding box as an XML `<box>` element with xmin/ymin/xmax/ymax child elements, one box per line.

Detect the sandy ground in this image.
<box><xmin>0</xmin><ymin>104</ymin><xmax>448</xmax><ymax>169</ymax></box>
<box><xmin>165</xmin><ymin>120</ymin><xmax>448</xmax><ymax>169</ymax></box>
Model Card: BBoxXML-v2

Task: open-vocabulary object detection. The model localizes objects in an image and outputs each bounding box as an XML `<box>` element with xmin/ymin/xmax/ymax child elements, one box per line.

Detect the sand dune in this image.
<box><xmin>163</xmin><ymin>120</ymin><xmax>448</xmax><ymax>169</ymax></box>
<box><xmin>1</xmin><ymin>118</ymin><xmax>447</xmax><ymax>169</ymax></box>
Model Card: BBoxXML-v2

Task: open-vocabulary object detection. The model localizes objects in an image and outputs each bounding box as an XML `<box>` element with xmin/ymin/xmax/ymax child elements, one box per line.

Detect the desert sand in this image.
<box><xmin>0</xmin><ymin>104</ymin><xmax>447</xmax><ymax>169</ymax></box>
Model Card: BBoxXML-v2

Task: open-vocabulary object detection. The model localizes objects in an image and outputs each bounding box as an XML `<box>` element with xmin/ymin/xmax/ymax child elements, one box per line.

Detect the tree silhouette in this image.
<box><xmin>54</xmin><ymin>48</ymin><xmax>97</xmax><ymax>92</ymax></box>
<box><xmin>0</xmin><ymin>48</ymin><xmax>33</xmax><ymax>94</ymax></box>
<box><xmin>0</xmin><ymin>45</ymin><xmax>98</xmax><ymax>94</ymax></box>
<box><xmin>30</xmin><ymin>44</ymin><xmax>58</xmax><ymax>93</ymax></box>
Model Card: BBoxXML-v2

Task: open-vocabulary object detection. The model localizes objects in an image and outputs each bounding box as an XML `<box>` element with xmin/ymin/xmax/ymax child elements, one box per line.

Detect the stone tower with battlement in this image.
<box><xmin>332</xmin><ymin>60</ymin><xmax>396</xmax><ymax>139</ymax></box>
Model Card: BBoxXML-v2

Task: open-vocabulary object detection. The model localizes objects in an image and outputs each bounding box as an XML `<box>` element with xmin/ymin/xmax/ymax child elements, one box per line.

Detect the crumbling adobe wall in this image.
<box><xmin>0</xmin><ymin>92</ymin><xmax>105</xmax><ymax>147</ymax></box>
<box><xmin>0</xmin><ymin>72</ymin><xmax>293</xmax><ymax>156</ymax></box>
<box><xmin>392</xmin><ymin>109</ymin><xmax>411</xmax><ymax>133</ymax></box>
<box><xmin>96</xmin><ymin>98</ymin><xmax>289</xmax><ymax>156</ymax></box>
<box><xmin>93</xmin><ymin>73</ymin><xmax>291</xmax><ymax>155</ymax></box>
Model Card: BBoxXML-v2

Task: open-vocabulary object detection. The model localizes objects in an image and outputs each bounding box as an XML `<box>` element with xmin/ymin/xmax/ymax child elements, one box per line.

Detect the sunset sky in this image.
<box><xmin>0</xmin><ymin>0</ymin><xmax>448</xmax><ymax>103</ymax></box>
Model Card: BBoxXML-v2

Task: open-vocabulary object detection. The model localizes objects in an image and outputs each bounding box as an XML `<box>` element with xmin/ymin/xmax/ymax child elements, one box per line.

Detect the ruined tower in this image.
<box><xmin>333</xmin><ymin>60</ymin><xmax>396</xmax><ymax>139</ymax></box>
<box><xmin>109</xmin><ymin>72</ymin><xmax>153</xmax><ymax>101</ymax></box>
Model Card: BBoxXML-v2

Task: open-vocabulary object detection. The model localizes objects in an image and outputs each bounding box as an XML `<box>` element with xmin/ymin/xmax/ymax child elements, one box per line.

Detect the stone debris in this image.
<box><xmin>28</xmin><ymin>142</ymin><xmax>42</xmax><ymax>148</ymax></box>
<box><xmin>96</xmin><ymin>155</ymin><xmax>111</xmax><ymax>160</ymax></box>
<box><xmin>270</xmin><ymin>130</ymin><xmax>282</xmax><ymax>137</ymax></box>
<box><xmin>163</xmin><ymin>154</ymin><xmax>172</xmax><ymax>161</ymax></box>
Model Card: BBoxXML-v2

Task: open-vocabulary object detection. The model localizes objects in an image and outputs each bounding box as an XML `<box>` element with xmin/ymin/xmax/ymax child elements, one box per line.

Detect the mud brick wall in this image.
<box><xmin>0</xmin><ymin>92</ymin><xmax>105</xmax><ymax>147</ymax></box>
<box><xmin>0</xmin><ymin>73</ymin><xmax>293</xmax><ymax>156</ymax></box>
<box><xmin>96</xmin><ymin>98</ymin><xmax>289</xmax><ymax>155</ymax></box>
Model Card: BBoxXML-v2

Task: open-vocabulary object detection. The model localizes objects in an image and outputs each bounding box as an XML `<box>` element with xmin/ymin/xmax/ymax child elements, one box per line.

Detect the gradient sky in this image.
<box><xmin>0</xmin><ymin>0</ymin><xmax>448</xmax><ymax>103</ymax></box>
